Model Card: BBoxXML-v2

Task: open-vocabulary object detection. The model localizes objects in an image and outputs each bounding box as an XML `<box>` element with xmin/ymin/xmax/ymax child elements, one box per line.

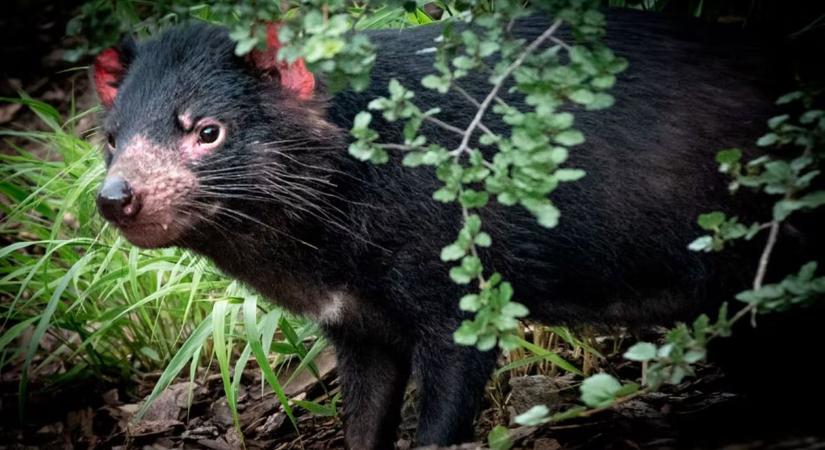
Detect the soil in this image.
<box><xmin>2</xmin><ymin>345</ymin><xmax>824</xmax><ymax>450</ymax></box>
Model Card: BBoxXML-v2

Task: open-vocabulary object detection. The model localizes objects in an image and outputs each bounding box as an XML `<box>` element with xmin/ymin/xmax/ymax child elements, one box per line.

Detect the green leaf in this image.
<box><xmin>757</xmin><ymin>133</ymin><xmax>778</xmax><ymax>147</ymax></box>
<box><xmin>776</xmin><ymin>91</ymin><xmax>803</xmax><ymax>105</ymax></box>
<box><xmin>388</xmin><ymin>78</ymin><xmax>404</xmax><ymax>97</ymax></box>
<box><xmin>421</xmin><ymin>74</ymin><xmax>450</xmax><ymax>93</ymax></box>
<box><xmin>465</xmin><ymin>214</ymin><xmax>482</xmax><ymax>234</ymax></box>
<box><xmin>587</xmin><ymin>93</ymin><xmax>615</xmax><ymax>110</ymax></box>
<box><xmin>349</xmin><ymin>141</ymin><xmax>379</xmax><ymax>162</ymax></box>
<box><xmin>477</xmin><ymin>333</ymin><xmax>497</xmax><ymax>351</ymax></box>
<box><xmin>773</xmin><ymin>200</ymin><xmax>799</xmax><ymax>221</ymax></box>
<box><xmin>441</xmin><ymin>243</ymin><xmax>466</xmax><ymax>262</ymax></box>
<box><xmin>475</xmin><ymin>232</ymin><xmax>492</xmax><ymax>247</ymax></box>
<box><xmin>529</xmin><ymin>202</ymin><xmax>560</xmax><ymax>228</ymax></box>
<box><xmin>353</xmin><ymin>111</ymin><xmax>372</xmax><ymax>129</ymax></box>
<box><xmin>684</xmin><ymin>349</ymin><xmax>706</xmax><ymax>363</ymax></box>
<box><xmin>515</xmin><ymin>405</ymin><xmax>551</xmax><ymax>426</ymax></box>
<box><xmin>459</xmin><ymin>294</ymin><xmax>481</xmax><ymax>312</ymax></box>
<box><xmin>498</xmin><ymin>282</ymin><xmax>514</xmax><ymax>302</ymax></box>
<box><xmin>487</xmin><ymin>425</ymin><xmax>512</xmax><ymax>450</ymax></box>
<box><xmin>569</xmin><ymin>89</ymin><xmax>595</xmax><ymax>105</ymax></box>
<box><xmin>623</xmin><ymin>342</ymin><xmax>657</xmax><ymax>362</ymax></box>
<box><xmin>591</xmin><ymin>74</ymin><xmax>616</xmax><ymax>90</ymax></box>
<box><xmin>697</xmin><ymin>211</ymin><xmax>726</xmax><ymax>230</ymax></box>
<box><xmin>460</xmin><ymin>255</ymin><xmax>482</xmax><ymax>276</ymax></box>
<box><xmin>453</xmin><ymin>55</ymin><xmax>477</xmax><ymax>70</ymax></box>
<box><xmin>433</xmin><ymin>187</ymin><xmax>457</xmax><ymax>202</ymax></box>
<box><xmin>499</xmin><ymin>333</ymin><xmax>521</xmax><ymax>352</ymax></box>
<box><xmin>449</xmin><ymin>266</ymin><xmax>473</xmax><ymax>284</ymax></box>
<box><xmin>479</xmin><ymin>41</ymin><xmax>500</xmax><ymax>58</ymax></box>
<box><xmin>767</xmin><ymin>114</ymin><xmax>789</xmax><ymax>129</ymax></box>
<box><xmin>555</xmin><ymin>168</ymin><xmax>586</xmax><ymax>182</ymax></box>
<box><xmin>715</xmin><ymin>148</ymin><xmax>742</xmax><ymax>166</ymax></box>
<box><xmin>688</xmin><ymin>235</ymin><xmax>713</xmax><ymax>252</ymax></box>
<box><xmin>547</xmin><ymin>112</ymin><xmax>574</xmax><ymax>130</ymax></box>
<box><xmin>580</xmin><ymin>373</ymin><xmax>622</xmax><ymax>408</ymax></box>
<box><xmin>403</xmin><ymin>152</ymin><xmax>425</xmax><ymax>167</ymax></box>
<box><xmin>800</xmin><ymin>110</ymin><xmax>824</xmax><ymax>124</ymax></box>
<box><xmin>554</xmin><ymin>129</ymin><xmax>585</xmax><ymax>146</ymax></box>
<box><xmin>568</xmin><ymin>46</ymin><xmax>592</xmax><ymax>65</ymax></box>
<box><xmin>798</xmin><ymin>191</ymin><xmax>825</xmax><ymax>209</ymax></box>
<box><xmin>501</xmin><ymin>302</ymin><xmax>529</xmax><ymax>318</ymax></box>
<box><xmin>453</xmin><ymin>322</ymin><xmax>478</xmax><ymax>346</ymax></box>
<box><xmin>459</xmin><ymin>189</ymin><xmax>490</xmax><ymax>208</ymax></box>
<box><xmin>234</xmin><ymin>37</ymin><xmax>259</xmax><ymax>56</ymax></box>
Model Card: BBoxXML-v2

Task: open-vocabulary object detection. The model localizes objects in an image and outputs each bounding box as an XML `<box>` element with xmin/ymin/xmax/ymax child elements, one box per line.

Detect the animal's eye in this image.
<box><xmin>198</xmin><ymin>125</ymin><xmax>221</xmax><ymax>144</ymax></box>
<box><xmin>106</xmin><ymin>133</ymin><xmax>116</xmax><ymax>148</ymax></box>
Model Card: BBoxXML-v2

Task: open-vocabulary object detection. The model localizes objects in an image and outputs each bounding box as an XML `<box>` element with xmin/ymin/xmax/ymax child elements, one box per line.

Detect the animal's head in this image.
<box><xmin>93</xmin><ymin>23</ymin><xmax>342</xmax><ymax>249</ymax></box>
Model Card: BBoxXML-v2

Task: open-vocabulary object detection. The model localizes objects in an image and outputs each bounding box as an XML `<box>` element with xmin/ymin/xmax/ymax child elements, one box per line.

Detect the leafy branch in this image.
<box><xmin>350</xmin><ymin>0</ymin><xmax>627</xmax><ymax>351</ymax></box>
<box><xmin>513</xmin><ymin>90</ymin><xmax>825</xmax><ymax>431</ymax></box>
<box><xmin>451</xmin><ymin>19</ymin><xmax>564</xmax><ymax>159</ymax></box>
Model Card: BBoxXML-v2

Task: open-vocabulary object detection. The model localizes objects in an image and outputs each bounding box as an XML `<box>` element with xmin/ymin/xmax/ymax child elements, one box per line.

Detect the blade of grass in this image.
<box><xmin>242</xmin><ymin>296</ymin><xmax>297</xmax><ymax>429</ymax></box>
<box><xmin>516</xmin><ymin>337</ymin><xmax>583</xmax><ymax>376</ymax></box>
<box><xmin>19</xmin><ymin>252</ymin><xmax>94</xmax><ymax>418</ymax></box>
<box><xmin>137</xmin><ymin>312</ymin><xmax>214</xmax><ymax>419</ymax></box>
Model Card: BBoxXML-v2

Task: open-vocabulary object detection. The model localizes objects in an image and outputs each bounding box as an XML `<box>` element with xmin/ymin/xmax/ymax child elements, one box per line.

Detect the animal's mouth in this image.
<box><xmin>96</xmin><ymin>171</ymin><xmax>201</xmax><ymax>249</ymax></box>
<box><xmin>116</xmin><ymin>220</ymin><xmax>186</xmax><ymax>248</ymax></box>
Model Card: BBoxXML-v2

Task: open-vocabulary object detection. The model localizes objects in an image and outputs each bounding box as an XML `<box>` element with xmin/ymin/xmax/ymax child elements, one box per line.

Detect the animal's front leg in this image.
<box><xmin>330</xmin><ymin>333</ymin><xmax>412</xmax><ymax>450</ymax></box>
<box><xmin>413</xmin><ymin>337</ymin><xmax>499</xmax><ymax>446</ymax></box>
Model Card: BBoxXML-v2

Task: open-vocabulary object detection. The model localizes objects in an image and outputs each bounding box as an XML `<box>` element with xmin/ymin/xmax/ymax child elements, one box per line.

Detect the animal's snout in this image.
<box><xmin>97</xmin><ymin>176</ymin><xmax>141</xmax><ymax>224</ymax></box>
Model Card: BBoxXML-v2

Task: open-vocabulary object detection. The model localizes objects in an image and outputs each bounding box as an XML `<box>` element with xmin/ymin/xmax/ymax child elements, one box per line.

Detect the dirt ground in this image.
<box><xmin>2</xmin><ymin>343</ymin><xmax>825</xmax><ymax>450</ymax></box>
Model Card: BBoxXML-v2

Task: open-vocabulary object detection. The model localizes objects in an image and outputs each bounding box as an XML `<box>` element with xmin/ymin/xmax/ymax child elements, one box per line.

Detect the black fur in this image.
<box><xmin>97</xmin><ymin>10</ymin><xmax>815</xmax><ymax>449</ymax></box>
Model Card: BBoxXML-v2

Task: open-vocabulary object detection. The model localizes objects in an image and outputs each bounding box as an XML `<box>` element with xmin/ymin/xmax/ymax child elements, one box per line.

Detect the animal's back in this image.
<box><xmin>326</xmin><ymin>9</ymin><xmax>776</xmax><ymax>328</ymax></box>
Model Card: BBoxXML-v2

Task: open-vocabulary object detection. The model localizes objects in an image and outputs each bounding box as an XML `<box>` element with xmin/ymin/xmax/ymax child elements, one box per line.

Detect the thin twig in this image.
<box><xmin>753</xmin><ymin>221</ymin><xmax>780</xmax><ymax>291</ymax></box>
<box><xmin>377</xmin><ymin>143</ymin><xmax>417</xmax><ymax>151</ymax></box>
<box><xmin>730</xmin><ymin>219</ymin><xmax>781</xmax><ymax>327</ymax></box>
<box><xmin>454</xmin><ymin>85</ymin><xmax>481</xmax><ymax>107</ymax></box>
<box><xmin>452</xmin><ymin>85</ymin><xmax>497</xmax><ymax>139</ymax></box>
<box><xmin>550</xmin><ymin>36</ymin><xmax>572</xmax><ymax>51</ymax></box>
<box><xmin>575</xmin><ymin>388</ymin><xmax>651</xmax><ymax>419</ymax></box>
<box><xmin>450</xmin><ymin>20</ymin><xmax>564</xmax><ymax>159</ymax></box>
<box><xmin>708</xmin><ymin>220</ymin><xmax>780</xmax><ymax>335</ymax></box>
<box><xmin>424</xmin><ymin>116</ymin><xmax>466</xmax><ymax>136</ymax></box>
<box><xmin>478</xmin><ymin>122</ymin><xmax>496</xmax><ymax>139</ymax></box>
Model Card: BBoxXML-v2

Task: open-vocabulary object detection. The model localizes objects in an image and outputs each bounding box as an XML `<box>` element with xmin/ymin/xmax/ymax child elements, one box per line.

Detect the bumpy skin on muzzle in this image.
<box><xmin>97</xmin><ymin>175</ymin><xmax>140</xmax><ymax>224</ymax></box>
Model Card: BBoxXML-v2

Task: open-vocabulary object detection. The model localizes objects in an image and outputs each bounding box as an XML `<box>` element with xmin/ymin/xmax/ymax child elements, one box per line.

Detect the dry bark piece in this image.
<box><xmin>507</xmin><ymin>375</ymin><xmax>562</xmax><ymax>418</ymax></box>
<box><xmin>126</xmin><ymin>419</ymin><xmax>183</xmax><ymax>438</ymax></box>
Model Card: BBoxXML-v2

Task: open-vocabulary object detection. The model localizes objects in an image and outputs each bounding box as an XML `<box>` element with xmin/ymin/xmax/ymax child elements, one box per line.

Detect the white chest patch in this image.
<box><xmin>314</xmin><ymin>291</ymin><xmax>348</xmax><ymax>324</ymax></box>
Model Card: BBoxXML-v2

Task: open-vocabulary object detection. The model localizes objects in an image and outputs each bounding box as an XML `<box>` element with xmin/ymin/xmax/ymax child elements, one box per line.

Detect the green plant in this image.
<box><xmin>349</xmin><ymin>0</ymin><xmax>627</xmax><ymax>351</ymax></box>
<box><xmin>513</xmin><ymin>89</ymin><xmax>825</xmax><ymax>427</ymax></box>
<box><xmin>0</xmin><ymin>95</ymin><xmax>333</xmax><ymax>430</ymax></box>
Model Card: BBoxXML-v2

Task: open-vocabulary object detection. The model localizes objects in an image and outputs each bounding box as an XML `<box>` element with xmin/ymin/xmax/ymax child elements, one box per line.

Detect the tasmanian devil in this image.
<box><xmin>91</xmin><ymin>9</ymin><xmax>808</xmax><ymax>449</ymax></box>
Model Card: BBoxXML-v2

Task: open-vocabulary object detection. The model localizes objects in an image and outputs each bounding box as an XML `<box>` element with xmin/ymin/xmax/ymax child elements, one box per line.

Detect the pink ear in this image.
<box><xmin>93</xmin><ymin>48</ymin><xmax>126</xmax><ymax>109</ymax></box>
<box><xmin>250</xmin><ymin>23</ymin><xmax>316</xmax><ymax>100</ymax></box>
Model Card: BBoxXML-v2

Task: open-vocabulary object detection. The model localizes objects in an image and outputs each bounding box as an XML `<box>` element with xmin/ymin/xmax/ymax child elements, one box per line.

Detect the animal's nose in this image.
<box><xmin>97</xmin><ymin>176</ymin><xmax>141</xmax><ymax>223</ymax></box>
